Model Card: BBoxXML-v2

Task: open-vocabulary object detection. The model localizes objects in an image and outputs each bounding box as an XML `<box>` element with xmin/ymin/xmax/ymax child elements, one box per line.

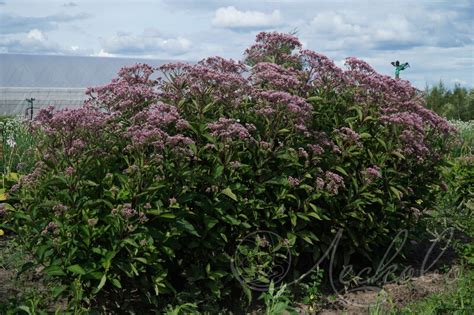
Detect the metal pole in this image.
<box><xmin>25</xmin><ymin>98</ymin><xmax>35</xmax><ymax>120</ymax></box>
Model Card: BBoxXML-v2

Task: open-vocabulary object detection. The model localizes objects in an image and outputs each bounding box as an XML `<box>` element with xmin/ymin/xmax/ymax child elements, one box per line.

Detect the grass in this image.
<box><xmin>449</xmin><ymin>120</ymin><xmax>474</xmax><ymax>156</ymax></box>
<box><xmin>368</xmin><ymin>268</ymin><xmax>474</xmax><ymax>315</ymax></box>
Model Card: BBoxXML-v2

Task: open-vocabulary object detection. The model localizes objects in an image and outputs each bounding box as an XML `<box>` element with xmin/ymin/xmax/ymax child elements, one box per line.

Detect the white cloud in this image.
<box><xmin>27</xmin><ymin>29</ymin><xmax>46</xmax><ymax>42</ymax></box>
<box><xmin>94</xmin><ymin>49</ymin><xmax>116</xmax><ymax>57</ymax></box>
<box><xmin>212</xmin><ymin>6</ymin><xmax>282</xmax><ymax>29</ymax></box>
<box><xmin>100</xmin><ymin>29</ymin><xmax>192</xmax><ymax>57</ymax></box>
<box><xmin>0</xmin><ymin>29</ymin><xmax>90</xmax><ymax>55</ymax></box>
<box><xmin>310</xmin><ymin>13</ymin><xmax>362</xmax><ymax>36</ymax></box>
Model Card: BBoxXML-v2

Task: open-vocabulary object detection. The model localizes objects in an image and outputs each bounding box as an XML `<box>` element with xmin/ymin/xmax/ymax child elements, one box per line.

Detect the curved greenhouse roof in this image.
<box><xmin>0</xmin><ymin>54</ymin><xmax>176</xmax><ymax>116</ymax></box>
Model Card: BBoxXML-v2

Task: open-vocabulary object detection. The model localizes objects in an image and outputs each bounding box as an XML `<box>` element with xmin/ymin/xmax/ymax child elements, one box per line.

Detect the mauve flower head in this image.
<box><xmin>299</xmin><ymin>49</ymin><xmax>344</xmax><ymax>89</ymax></box>
<box><xmin>88</xmin><ymin>218</ymin><xmax>98</xmax><ymax>227</ymax></box>
<box><xmin>324</xmin><ymin>171</ymin><xmax>345</xmax><ymax>195</ymax></box>
<box><xmin>259</xmin><ymin>141</ymin><xmax>272</xmax><ymax>150</ymax></box>
<box><xmin>86</xmin><ymin>63</ymin><xmax>159</xmax><ymax>115</ymax></box>
<box><xmin>169</xmin><ymin>197</ymin><xmax>177</xmax><ymax>206</ymax></box>
<box><xmin>362</xmin><ymin>166</ymin><xmax>382</xmax><ymax>184</ymax></box>
<box><xmin>298</xmin><ymin>147</ymin><xmax>309</xmax><ymax>158</ymax></box>
<box><xmin>316</xmin><ymin>177</ymin><xmax>325</xmax><ymax>190</ymax></box>
<box><xmin>255</xmin><ymin>90</ymin><xmax>312</xmax><ymax>124</ymax></box>
<box><xmin>208</xmin><ymin>118</ymin><xmax>255</xmax><ymax>142</ymax></box>
<box><xmin>42</xmin><ymin>221</ymin><xmax>59</xmax><ymax>235</ymax></box>
<box><xmin>335</xmin><ymin>127</ymin><xmax>362</xmax><ymax>147</ymax></box>
<box><xmin>53</xmin><ymin>204</ymin><xmax>68</xmax><ymax>213</ymax></box>
<box><xmin>251</xmin><ymin>62</ymin><xmax>302</xmax><ymax>91</ymax></box>
<box><xmin>120</xmin><ymin>203</ymin><xmax>137</xmax><ymax>219</ymax></box>
<box><xmin>244</xmin><ymin>31</ymin><xmax>302</xmax><ymax>66</ymax></box>
<box><xmin>138</xmin><ymin>212</ymin><xmax>148</xmax><ymax>223</ymax></box>
<box><xmin>308</xmin><ymin>144</ymin><xmax>324</xmax><ymax>156</ymax></box>
<box><xmin>288</xmin><ymin>176</ymin><xmax>301</xmax><ymax>187</ymax></box>
<box><xmin>10</xmin><ymin>184</ymin><xmax>20</xmax><ymax>193</ymax></box>
<box><xmin>65</xmin><ymin>167</ymin><xmax>75</xmax><ymax>175</ymax></box>
<box><xmin>126</xmin><ymin>103</ymin><xmax>193</xmax><ymax>154</ymax></box>
<box><xmin>230</xmin><ymin>161</ymin><xmax>241</xmax><ymax>169</ymax></box>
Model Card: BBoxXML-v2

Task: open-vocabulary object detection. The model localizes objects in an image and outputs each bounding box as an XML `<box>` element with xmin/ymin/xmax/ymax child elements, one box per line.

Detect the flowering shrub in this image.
<box><xmin>4</xmin><ymin>32</ymin><xmax>455</xmax><ymax>311</ymax></box>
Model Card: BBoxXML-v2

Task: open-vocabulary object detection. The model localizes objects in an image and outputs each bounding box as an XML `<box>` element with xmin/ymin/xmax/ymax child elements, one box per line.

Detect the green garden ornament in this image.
<box><xmin>391</xmin><ymin>60</ymin><xmax>410</xmax><ymax>79</ymax></box>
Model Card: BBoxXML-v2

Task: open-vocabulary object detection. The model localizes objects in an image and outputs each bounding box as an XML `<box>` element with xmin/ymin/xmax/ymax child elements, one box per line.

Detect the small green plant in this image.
<box><xmin>299</xmin><ymin>267</ymin><xmax>324</xmax><ymax>311</ymax></box>
<box><xmin>164</xmin><ymin>303</ymin><xmax>199</xmax><ymax>315</ymax></box>
<box><xmin>259</xmin><ymin>282</ymin><xmax>297</xmax><ymax>315</ymax></box>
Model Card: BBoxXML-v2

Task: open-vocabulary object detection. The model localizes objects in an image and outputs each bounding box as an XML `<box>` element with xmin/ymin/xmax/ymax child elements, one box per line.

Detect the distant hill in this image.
<box><xmin>0</xmin><ymin>54</ymin><xmax>177</xmax><ymax>88</ymax></box>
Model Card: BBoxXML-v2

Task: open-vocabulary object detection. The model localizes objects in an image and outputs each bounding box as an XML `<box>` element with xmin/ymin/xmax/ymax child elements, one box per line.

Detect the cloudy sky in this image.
<box><xmin>1</xmin><ymin>0</ymin><xmax>473</xmax><ymax>88</ymax></box>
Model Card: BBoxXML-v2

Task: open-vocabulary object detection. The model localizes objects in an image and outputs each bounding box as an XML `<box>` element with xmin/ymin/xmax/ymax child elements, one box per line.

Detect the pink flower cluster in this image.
<box><xmin>250</xmin><ymin>62</ymin><xmax>302</xmax><ymax>92</ymax></box>
<box><xmin>160</xmin><ymin>57</ymin><xmax>248</xmax><ymax>108</ymax></box>
<box><xmin>112</xmin><ymin>203</ymin><xmax>137</xmax><ymax>219</ymax></box>
<box><xmin>299</xmin><ymin>50</ymin><xmax>344</xmax><ymax>89</ymax></box>
<box><xmin>207</xmin><ymin>118</ymin><xmax>255</xmax><ymax>142</ymax></box>
<box><xmin>244</xmin><ymin>32</ymin><xmax>302</xmax><ymax>66</ymax></box>
<box><xmin>41</xmin><ymin>221</ymin><xmax>59</xmax><ymax>235</ymax></box>
<box><xmin>288</xmin><ymin>176</ymin><xmax>301</xmax><ymax>187</ymax></box>
<box><xmin>255</xmin><ymin>90</ymin><xmax>312</xmax><ymax>122</ymax></box>
<box><xmin>86</xmin><ymin>63</ymin><xmax>159</xmax><ymax>114</ymax></box>
<box><xmin>362</xmin><ymin>166</ymin><xmax>382</xmax><ymax>184</ymax></box>
<box><xmin>334</xmin><ymin>127</ymin><xmax>362</xmax><ymax>147</ymax></box>
<box><xmin>126</xmin><ymin>103</ymin><xmax>194</xmax><ymax>154</ymax></box>
<box><xmin>316</xmin><ymin>171</ymin><xmax>345</xmax><ymax>195</ymax></box>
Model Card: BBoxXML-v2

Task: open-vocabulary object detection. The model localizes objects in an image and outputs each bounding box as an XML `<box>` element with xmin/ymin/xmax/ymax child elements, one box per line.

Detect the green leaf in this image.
<box><xmin>97</xmin><ymin>274</ymin><xmax>107</xmax><ymax>291</ymax></box>
<box><xmin>307</xmin><ymin>212</ymin><xmax>322</xmax><ymax>220</ymax></box>
<box><xmin>213</xmin><ymin>165</ymin><xmax>224</xmax><ymax>178</ymax></box>
<box><xmin>223</xmin><ymin>214</ymin><xmax>240</xmax><ymax>225</ymax></box>
<box><xmin>67</xmin><ymin>264</ymin><xmax>86</xmax><ymax>275</ymax></box>
<box><xmin>389</xmin><ymin>186</ymin><xmax>402</xmax><ymax>200</ymax></box>
<box><xmin>159</xmin><ymin>213</ymin><xmax>176</xmax><ymax>219</ymax></box>
<box><xmin>220</xmin><ymin>233</ymin><xmax>228</xmax><ymax>242</ymax></box>
<box><xmin>134</xmin><ymin>257</ymin><xmax>148</xmax><ymax>264</ymax></box>
<box><xmin>178</xmin><ymin>219</ymin><xmax>200</xmax><ymax>237</ymax></box>
<box><xmin>221</xmin><ymin>187</ymin><xmax>237</xmax><ymax>201</ymax></box>
<box><xmin>51</xmin><ymin>285</ymin><xmax>67</xmax><ymax>298</ymax></box>
<box><xmin>306</xmin><ymin>96</ymin><xmax>323</xmax><ymax>103</ymax></box>
<box><xmin>296</xmin><ymin>213</ymin><xmax>310</xmax><ymax>221</ymax></box>
<box><xmin>43</xmin><ymin>265</ymin><xmax>66</xmax><ymax>276</ymax></box>
<box><xmin>335</xmin><ymin>166</ymin><xmax>348</xmax><ymax>176</ymax></box>
<box><xmin>0</xmin><ymin>189</ymin><xmax>7</xmax><ymax>201</ymax></box>
<box><xmin>205</xmin><ymin>216</ymin><xmax>219</xmax><ymax>230</ymax></box>
<box><xmin>110</xmin><ymin>277</ymin><xmax>122</xmax><ymax>288</ymax></box>
<box><xmin>16</xmin><ymin>305</ymin><xmax>32</xmax><ymax>315</ymax></box>
<box><xmin>392</xmin><ymin>151</ymin><xmax>405</xmax><ymax>159</ymax></box>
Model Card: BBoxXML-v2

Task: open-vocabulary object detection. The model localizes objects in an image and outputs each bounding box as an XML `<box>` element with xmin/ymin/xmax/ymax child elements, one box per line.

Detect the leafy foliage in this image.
<box><xmin>2</xmin><ymin>32</ymin><xmax>456</xmax><ymax>312</ymax></box>
<box><xmin>425</xmin><ymin>81</ymin><xmax>474</xmax><ymax>121</ymax></box>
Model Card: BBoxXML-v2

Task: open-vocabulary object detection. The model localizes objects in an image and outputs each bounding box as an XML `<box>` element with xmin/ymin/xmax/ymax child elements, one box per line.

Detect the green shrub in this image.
<box><xmin>2</xmin><ymin>32</ymin><xmax>456</xmax><ymax>312</ymax></box>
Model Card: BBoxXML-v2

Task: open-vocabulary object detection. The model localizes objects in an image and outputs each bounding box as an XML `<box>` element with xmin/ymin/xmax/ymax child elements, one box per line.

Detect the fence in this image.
<box><xmin>0</xmin><ymin>87</ymin><xmax>87</xmax><ymax>117</ymax></box>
